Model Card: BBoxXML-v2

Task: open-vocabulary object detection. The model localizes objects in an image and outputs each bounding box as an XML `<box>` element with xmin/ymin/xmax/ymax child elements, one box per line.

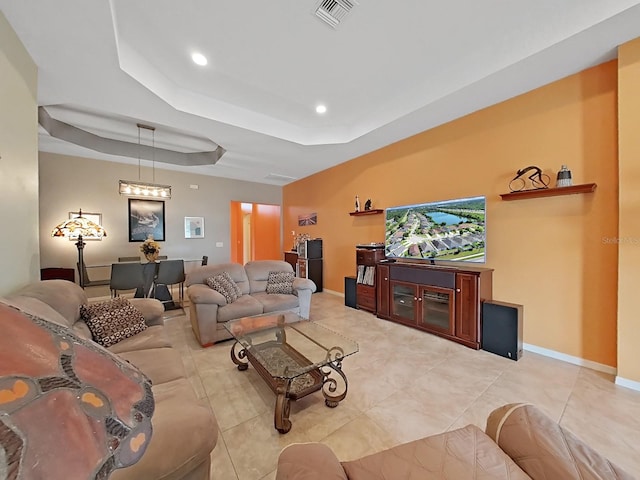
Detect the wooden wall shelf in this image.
<box><xmin>500</xmin><ymin>183</ymin><xmax>597</xmax><ymax>201</ymax></box>
<box><xmin>349</xmin><ymin>209</ymin><xmax>383</xmax><ymax>216</ymax></box>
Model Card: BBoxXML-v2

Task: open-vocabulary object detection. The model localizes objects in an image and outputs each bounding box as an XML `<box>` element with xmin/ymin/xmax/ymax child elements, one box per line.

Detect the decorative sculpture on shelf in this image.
<box><xmin>355</xmin><ymin>195</ymin><xmax>360</xmax><ymax>212</ymax></box>
<box><xmin>509</xmin><ymin>165</ymin><xmax>550</xmax><ymax>192</ymax></box>
<box><xmin>364</xmin><ymin>199</ymin><xmax>372</xmax><ymax>211</ymax></box>
<box><xmin>556</xmin><ymin>165</ymin><xmax>573</xmax><ymax>187</ymax></box>
<box><xmin>296</xmin><ymin>233</ymin><xmax>311</xmax><ymax>245</ymax></box>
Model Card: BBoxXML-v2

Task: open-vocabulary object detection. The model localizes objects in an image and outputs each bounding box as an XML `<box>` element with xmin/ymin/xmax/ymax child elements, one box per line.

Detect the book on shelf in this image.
<box><xmin>356</xmin><ymin>265</ymin><xmax>376</xmax><ymax>286</ymax></box>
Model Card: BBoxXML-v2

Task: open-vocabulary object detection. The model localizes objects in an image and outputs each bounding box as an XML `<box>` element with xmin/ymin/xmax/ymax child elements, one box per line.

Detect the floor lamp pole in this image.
<box><xmin>76</xmin><ymin>234</ymin><xmax>86</xmax><ymax>288</ymax></box>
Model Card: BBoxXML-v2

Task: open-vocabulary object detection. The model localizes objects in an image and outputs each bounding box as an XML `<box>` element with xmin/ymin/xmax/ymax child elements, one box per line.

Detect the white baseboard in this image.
<box><xmin>523</xmin><ymin>343</ymin><xmax>616</xmax><ymax>375</ymax></box>
<box><xmin>322</xmin><ymin>288</ymin><xmax>342</xmax><ymax>297</ymax></box>
<box><xmin>615</xmin><ymin>376</ymin><xmax>640</xmax><ymax>392</ymax></box>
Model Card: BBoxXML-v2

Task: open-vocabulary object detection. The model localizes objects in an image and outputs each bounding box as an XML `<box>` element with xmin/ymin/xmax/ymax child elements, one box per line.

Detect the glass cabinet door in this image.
<box><xmin>391</xmin><ymin>282</ymin><xmax>416</xmax><ymax>323</ymax></box>
<box><xmin>419</xmin><ymin>286</ymin><xmax>454</xmax><ymax>335</ymax></box>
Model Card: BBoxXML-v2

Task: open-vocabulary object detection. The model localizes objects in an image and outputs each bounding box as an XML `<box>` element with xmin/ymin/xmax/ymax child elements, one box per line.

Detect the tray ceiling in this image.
<box><xmin>2</xmin><ymin>0</ymin><xmax>640</xmax><ymax>184</ymax></box>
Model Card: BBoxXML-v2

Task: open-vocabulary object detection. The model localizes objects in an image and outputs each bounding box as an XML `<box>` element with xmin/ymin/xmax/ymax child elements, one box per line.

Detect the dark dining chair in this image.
<box><xmin>118</xmin><ymin>256</ymin><xmax>140</xmax><ymax>262</ymax></box>
<box><xmin>201</xmin><ymin>255</ymin><xmax>208</xmax><ymax>266</ymax></box>
<box><xmin>154</xmin><ymin>260</ymin><xmax>185</xmax><ymax>308</ymax></box>
<box><xmin>76</xmin><ymin>262</ymin><xmax>110</xmax><ymax>289</ymax></box>
<box><xmin>110</xmin><ymin>263</ymin><xmax>145</xmax><ymax>298</ymax></box>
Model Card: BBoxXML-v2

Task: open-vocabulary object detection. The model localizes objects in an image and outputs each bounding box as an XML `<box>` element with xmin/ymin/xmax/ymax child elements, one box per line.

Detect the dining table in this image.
<box><xmin>86</xmin><ymin>258</ymin><xmax>197</xmax><ymax>310</ymax></box>
<box><xmin>134</xmin><ymin>261</ymin><xmax>183</xmax><ymax>310</ymax></box>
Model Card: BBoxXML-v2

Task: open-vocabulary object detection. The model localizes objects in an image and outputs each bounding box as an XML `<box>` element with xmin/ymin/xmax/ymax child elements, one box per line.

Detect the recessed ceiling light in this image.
<box><xmin>316</xmin><ymin>104</ymin><xmax>327</xmax><ymax>114</ymax></box>
<box><xmin>192</xmin><ymin>53</ymin><xmax>208</xmax><ymax>66</ymax></box>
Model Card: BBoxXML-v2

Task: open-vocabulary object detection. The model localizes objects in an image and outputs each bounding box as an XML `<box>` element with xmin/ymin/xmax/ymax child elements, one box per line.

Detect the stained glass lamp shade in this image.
<box><xmin>51</xmin><ymin>211</ymin><xmax>107</xmax><ymax>240</ymax></box>
<box><xmin>51</xmin><ymin>210</ymin><xmax>107</xmax><ymax>288</ymax></box>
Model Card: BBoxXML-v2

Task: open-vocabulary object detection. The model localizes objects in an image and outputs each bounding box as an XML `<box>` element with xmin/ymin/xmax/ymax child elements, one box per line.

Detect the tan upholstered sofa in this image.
<box><xmin>276</xmin><ymin>403</ymin><xmax>633</xmax><ymax>479</ymax></box>
<box><xmin>186</xmin><ymin>260</ymin><xmax>317</xmax><ymax>346</ymax></box>
<box><xmin>3</xmin><ymin>280</ymin><xmax>218</xmax><ymax>480</ymax></box>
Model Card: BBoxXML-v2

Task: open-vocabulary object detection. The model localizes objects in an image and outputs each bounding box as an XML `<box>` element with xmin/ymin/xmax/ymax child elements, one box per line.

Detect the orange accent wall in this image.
<box><xmin>230</xmin><ymin>201</ymin><xmax>243</xmax><ymax>263</ymax></box>
<box><xmin>617</xmin><ymin>38</ymin><xmax>640</xmax><ymax>383</ymax></box>
<box><xmin>284</xmin><ymin>61</ymin><xmax>619</xmax><ymax>368</ymax></box>
<box><xmin>253</xmin><ymin>203</ymin><xmax>282</xmax><ymax>260</ymax></box>
<box><xmin>231</xmin><ymin>201</ymin><xmax>282</xmax><ymax>263</ymax></box>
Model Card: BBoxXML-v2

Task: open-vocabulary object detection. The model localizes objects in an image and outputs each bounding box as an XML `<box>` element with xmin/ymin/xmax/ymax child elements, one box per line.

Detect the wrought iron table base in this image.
<box><xmin>230</xmin><ymin>341</ymin><xmax>349</xmax><ymax>433</ymax></box>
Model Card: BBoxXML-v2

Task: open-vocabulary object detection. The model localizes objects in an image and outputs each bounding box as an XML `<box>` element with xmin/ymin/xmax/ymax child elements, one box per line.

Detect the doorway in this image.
<box><xmin>230</xmin><ymin>201</ymin><xmax>281</xmax><ymax>264</ymax></box>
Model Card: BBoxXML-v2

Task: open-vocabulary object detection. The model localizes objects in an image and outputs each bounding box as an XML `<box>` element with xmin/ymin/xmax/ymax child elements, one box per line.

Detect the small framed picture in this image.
<box><xmin>298</xmin><ymin>212</ymin><xmax>317</xmax><ymax>226</ymax></box>
<box><xmin>185</xmin><ymin>217</ymin><xmax>205</xmax><ymax>239</ymax></box>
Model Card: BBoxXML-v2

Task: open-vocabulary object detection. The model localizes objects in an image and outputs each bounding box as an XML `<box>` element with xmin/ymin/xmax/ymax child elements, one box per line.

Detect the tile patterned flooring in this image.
<box><xmin>163</xmin><ymin>293</ymin><xmax>640</xmax><ymax>479</ymax></box>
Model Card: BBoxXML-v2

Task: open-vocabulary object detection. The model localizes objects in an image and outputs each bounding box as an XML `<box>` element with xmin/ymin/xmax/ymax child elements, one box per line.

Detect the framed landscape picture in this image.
<box><xmin>298</xmin><ymin>212</ymin><xmax>317</xmax><ymax>226</ymax></box>
<box><xmin>184</xmin><ymin>217</ymin><xmax>205</xmax><ymax>239</ymax></box>
<box><xmin>128</xmin><ymin>199</ymin><xmax>165</xmax><ymax>242</ymax></box>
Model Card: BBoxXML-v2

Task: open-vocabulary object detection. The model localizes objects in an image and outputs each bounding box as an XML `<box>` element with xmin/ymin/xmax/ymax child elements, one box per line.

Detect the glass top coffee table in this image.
<box><xmin>224</xmin><ymin>311</ymin><xmax>359</xmax><ymax>433</ymax></box>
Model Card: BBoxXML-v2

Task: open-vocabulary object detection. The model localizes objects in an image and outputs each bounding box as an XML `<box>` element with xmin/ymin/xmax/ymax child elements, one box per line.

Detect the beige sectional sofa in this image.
<box><xmin>276</xmin><ymin>403</ymin><xmax>633</xmax><ymax>479</ymax></box>
<box><xmin>186</xmin><ymin>260</ymin><xmax>317</xmax><ymax>346</ymax></box>
<box><xmin>3</xmin><ymin>280</ymin><xmax>218</xmax><ymax>480</ymax></box>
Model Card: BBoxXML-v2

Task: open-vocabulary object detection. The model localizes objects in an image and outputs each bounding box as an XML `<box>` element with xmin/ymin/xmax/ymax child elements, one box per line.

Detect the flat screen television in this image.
<box><xmin>385</xmin><ymin>195</ymin><xmax>486</xmax><ymax>263</ymax></box>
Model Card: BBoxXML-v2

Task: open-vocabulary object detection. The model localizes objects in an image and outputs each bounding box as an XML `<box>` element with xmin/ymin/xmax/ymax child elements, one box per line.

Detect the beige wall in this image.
<box><xmin>284</xmin><ymin>61</ymin><xmax>619</xmax><ymax>369</ymax></box>
<box><xmin>0</xmin><ymin>12</ymin><xmax>39</xmax><ymax>295</ymax></box>
<box><xmin>39</xmin><ymin>152</ymin><xmax>282</xmax><ymax>276</ymax></box>
<box><xmin>617</xmin><ymin>37</ymin><xmax>640</xmax><ymax>385</ymax></box>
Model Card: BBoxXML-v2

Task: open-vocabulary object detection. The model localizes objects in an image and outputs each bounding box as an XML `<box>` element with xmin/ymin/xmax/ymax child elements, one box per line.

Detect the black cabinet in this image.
<box><xmin>297</xmin><ymin>258</ymin><xmax>323</xmax><ymax>292</ymax></box>
<box><xmin>298</xmin><ymin>239</ymin><xmax>322</xmax><ymax>259</ymax></box>
<box><xmin>344</xmin><ymin>276</ymin><xmax>357</xmax><ymax>308</ymax></box>
<box><xmin>296</xmin><ymin>239</ymin><xmax>323</xmax><ymax>292</ymax></box>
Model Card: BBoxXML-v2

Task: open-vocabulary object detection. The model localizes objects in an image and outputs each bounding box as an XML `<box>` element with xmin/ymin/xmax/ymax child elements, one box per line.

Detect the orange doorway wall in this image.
<box><xmin>230</xmin><ymin>201</ymin><xmax>281</xmax><ymax>264</ymax></box>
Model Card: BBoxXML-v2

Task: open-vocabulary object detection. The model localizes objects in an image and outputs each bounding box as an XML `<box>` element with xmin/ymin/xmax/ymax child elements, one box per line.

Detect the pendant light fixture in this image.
<box><xmin>119</xmin><ymin>123</ymin><xmax>172</xmax><ymax>199</ymax></box>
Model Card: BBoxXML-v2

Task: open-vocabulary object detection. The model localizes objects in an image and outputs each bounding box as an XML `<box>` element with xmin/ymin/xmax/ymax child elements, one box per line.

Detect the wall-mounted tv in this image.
<box><xmin>385</xmin><ymin>195</ymin><xmax>486</xmax><ymax>263</ymax></box>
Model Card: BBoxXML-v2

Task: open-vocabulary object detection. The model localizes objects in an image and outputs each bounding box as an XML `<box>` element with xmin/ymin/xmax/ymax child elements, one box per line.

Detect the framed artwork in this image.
<box><xmin>184</xmin><ymin>216</ymin><xmax>205</xmax><ymax>239</ymax></box>
<box><xmin>128</xmin><ymin>199</ymin><xmax>165</xmax><ymax>242</ymax></box>
<box><xmin>68</xmin><ymin>211</ymin><xmax>103</xmax><ymax>240</ymax></box>
<box><xmin>298</xmin><ymin>212</ymin><xmax>317</xmax><ymax>226</ymax></box>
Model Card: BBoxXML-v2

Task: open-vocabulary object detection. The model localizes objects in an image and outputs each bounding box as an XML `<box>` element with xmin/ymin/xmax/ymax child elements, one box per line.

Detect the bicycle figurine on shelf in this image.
<box><xmin>509</xmin><ymin>165</ymin><xmax>550</xmax><ymax>192</ymax></box>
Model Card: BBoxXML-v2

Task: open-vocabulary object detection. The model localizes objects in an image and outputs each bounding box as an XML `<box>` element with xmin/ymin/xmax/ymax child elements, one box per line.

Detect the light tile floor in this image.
<box><xmin>162</xmin><ymin>293</ymin><xmax>640</xmax><ymax>479</ymax></box>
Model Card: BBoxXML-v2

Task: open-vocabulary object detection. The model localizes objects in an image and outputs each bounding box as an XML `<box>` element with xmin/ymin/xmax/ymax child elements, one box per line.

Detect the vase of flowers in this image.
<box><xmin>140</xmin><ymin>236</ymin><xmax>161</xmax><ymax>263</ymax></box>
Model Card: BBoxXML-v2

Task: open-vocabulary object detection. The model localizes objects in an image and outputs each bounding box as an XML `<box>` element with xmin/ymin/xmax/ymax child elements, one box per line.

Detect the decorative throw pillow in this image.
<box><xmin>205</xmin><ymin>271</ymin><xmax>242</xmax><ymax>304</ymax></box>
<box><xmin>80</xmin><ymin>297</ymin><xmax>147</xmax><ymax>348</ymax></box>
<box><xmin>266</xmin><ymin>271</ymin><xmax>295</xmax><ymax>295</ymax></box>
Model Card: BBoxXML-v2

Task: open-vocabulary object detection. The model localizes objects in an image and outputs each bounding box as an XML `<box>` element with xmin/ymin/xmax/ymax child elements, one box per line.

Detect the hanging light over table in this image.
<box><xmin>119</xmin><ymin>123</ymin><xmax>172</xmax><ymax>199</ymax></box>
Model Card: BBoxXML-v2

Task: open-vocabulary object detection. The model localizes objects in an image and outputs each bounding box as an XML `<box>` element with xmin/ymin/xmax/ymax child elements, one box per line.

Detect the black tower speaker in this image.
<box><xmin>344</xmin><ymin>276</ymin><xmax>357</xmax><ymax>309</ymax></box>
<box><xmin>482</xmin><ymin>300</ymin><xmax>523</xmax><ymax>361</ymax></box>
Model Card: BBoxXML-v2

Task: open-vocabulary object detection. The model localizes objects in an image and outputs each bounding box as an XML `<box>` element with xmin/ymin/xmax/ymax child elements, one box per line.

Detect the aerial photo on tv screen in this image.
<box><xmin>385</xmin><ymin>196</ymin><xmax>485</xmax><ymax>262</ymax></box>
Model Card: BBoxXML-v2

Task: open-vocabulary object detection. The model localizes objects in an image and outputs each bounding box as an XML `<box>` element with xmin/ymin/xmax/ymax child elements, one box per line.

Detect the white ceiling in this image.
<box><xmin>3</xmin><ymin>0</ymin><xmax>640</xmax><ymax>185</ymax></box>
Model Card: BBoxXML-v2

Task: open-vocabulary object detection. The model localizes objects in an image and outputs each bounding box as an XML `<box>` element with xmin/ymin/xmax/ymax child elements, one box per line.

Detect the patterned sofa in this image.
<box><xmin>276</xmin><ymin>403</ymin><xmax>633</xmax><ymax>479</ymax></box>
<box><xmin>186</xmin><ymin>260</ymin><xmax>316</xmax><ymax>346</ymax></box>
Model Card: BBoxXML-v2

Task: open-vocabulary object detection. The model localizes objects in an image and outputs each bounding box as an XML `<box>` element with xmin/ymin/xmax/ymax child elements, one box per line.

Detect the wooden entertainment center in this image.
<box><xmin>376</xmin><ymin>262</ymin><xmax>493</xmax><ymax>349</ymax></box>
<box><xmin>355</xmin><ymin>246</ymin><xmax>385</xmax><ymax>312</ymax></box>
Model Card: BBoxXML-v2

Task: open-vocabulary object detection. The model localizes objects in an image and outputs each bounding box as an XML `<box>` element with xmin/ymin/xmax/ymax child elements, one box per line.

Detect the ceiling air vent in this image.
<box><xmin>264</xmin><ymin>173</ymin><xmax>298</xmax><ymax>183</ymax></box>
<box><xmin>314</xmin><ymin>0</ymin><xmax>357</xmax><ymax>29</ymax></box>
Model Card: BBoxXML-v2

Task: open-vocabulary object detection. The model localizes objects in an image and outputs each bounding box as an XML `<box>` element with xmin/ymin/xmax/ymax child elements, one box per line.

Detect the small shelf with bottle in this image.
<box><xmin>500</xmin><ymin>183</ymin><xmax>597</xmax><ymax>201</ymax></box>
<box><xmin>351</xmin><ymin>195</ymin><xmax>382</xmax><ymax>215</ymax></box>
<box><xmin>349</xmin><ymin>209</ymin><xmax>383</xmax><ymax>216</ymax></box>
